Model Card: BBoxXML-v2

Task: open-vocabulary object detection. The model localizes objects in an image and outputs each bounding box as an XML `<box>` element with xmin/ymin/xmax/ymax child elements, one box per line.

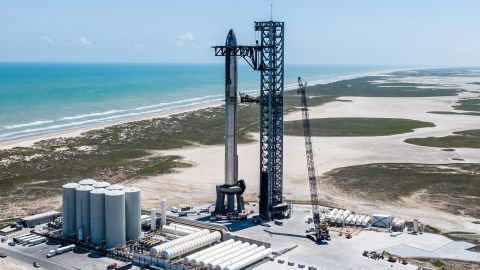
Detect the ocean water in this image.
<box><xmin>0</xmin><ymin>63</ymin><xmax>398</xmax><ymax>141</ymax></box>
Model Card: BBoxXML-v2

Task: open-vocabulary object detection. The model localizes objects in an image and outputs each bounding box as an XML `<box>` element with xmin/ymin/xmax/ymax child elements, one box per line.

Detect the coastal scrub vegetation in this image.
<box><xmin>284</xmin><ymin>117</ymin><xmax>434</xmax><ymax>137</ymax></box>
<box><xmin>404</xmin><ymin>129</ymin><xmax>480</xmax><ymax>148</ymax></box>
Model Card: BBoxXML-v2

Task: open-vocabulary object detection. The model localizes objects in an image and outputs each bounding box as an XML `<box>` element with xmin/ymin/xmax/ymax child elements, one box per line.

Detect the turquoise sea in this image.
<box><xmin>0</xmin><ymin>63</ymin><xmax>400</xmax><ymax>141</ymax></box>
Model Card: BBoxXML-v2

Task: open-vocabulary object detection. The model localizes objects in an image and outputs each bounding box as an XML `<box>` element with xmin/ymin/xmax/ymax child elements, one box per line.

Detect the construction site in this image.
<box><xmin>1</xmin><ymin>20</ymin><xmax>479</xmax><ymax>270</ymax></box>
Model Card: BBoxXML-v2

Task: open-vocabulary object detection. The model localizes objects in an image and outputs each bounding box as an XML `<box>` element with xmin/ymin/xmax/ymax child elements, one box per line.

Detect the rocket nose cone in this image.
<box><xmin>226</xmin><ymin>29</ymin><xmax>237</xmax><ymax>46</ymax></box>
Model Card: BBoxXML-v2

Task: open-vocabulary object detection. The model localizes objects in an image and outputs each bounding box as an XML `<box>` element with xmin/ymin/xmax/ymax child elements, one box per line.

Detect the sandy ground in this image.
<box><xmin>0</xmin><ymin>259</ymin><xmax>28</xmax><ymax>270</ymax></box>
<box><xmin>132</xmin><ymin>75</ymin><xmax>480</xmax><ymax>233</ymax></box>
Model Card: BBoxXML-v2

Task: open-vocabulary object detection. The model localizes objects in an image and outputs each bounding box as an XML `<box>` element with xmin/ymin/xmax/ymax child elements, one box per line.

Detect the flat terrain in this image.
<box><xmin>405</xmin><ymin>129</ymin><xmax>480</xmax><ymax>149</ymax></box>
<box><xmin>284</xmin><ymin>117</ymin><xmax>434</xmax><ymax>137</ymax></box>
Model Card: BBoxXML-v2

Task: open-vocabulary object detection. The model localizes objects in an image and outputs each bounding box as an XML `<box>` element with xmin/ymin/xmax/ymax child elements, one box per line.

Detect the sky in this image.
<box><xmin>1</xmin><ymin>0</ymin><xmax>480</xmax><ymax>66</ymax></box>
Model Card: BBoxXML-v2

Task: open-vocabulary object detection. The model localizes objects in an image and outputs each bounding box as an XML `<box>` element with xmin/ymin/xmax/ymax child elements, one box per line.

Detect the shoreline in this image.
<box><xmin>0</xmin><ymin>67</ymin><xmax>417</xmax><ymax>150</ymax></box>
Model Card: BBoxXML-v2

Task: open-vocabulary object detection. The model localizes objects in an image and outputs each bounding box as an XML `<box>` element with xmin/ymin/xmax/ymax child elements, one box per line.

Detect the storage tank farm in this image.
<box><xmin>75</xmin><ymin>184</ymin><xmax>94</xmax><ymax>241</ymax></box>
<box><xmin>105</xmin><ymin>189</ymin><xmax>126</xmax><ymax>248</ymax></box>
<box><xmin>61</xmin><ymin>179</ymin><xmax>143</xmax><ymax>249</ymax></box>
<box><xmin>62</xmin><ymin>183</ymin><xmax>79</xmax><ymax>239</ymax></box>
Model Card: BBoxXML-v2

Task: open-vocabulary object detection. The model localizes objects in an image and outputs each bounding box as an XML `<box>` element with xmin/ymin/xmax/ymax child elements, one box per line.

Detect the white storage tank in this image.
<box><xmin>161</xmin><ymin>199</ymin><xmax>168</xmax><ymax>228</ymax></box>
<box><xmin>79</xmin><ymin>178</ymin><xmax>97</xmax><ymax>186</ymax></box>
<box><xmin>106</xmin><ymin>184</ymin><xmax>125</xmax><ymax>191</ymax></box>
<box><xmin>62</xmin><ymin>183</ymin><xmax>79</xmax><ymax>239</ymax></box>
<box><xmin>105</xmin><ymin>190</ymin><xmax>126</xmax><ymax>249</ymax></box>
<box><xmin>90</xmin><ymin>188</ymin><xmax>107</xmax><ymax>245</ymax></box>
<box><xmin>124</xmin><ymin>187</ymin><xmax>141</xmax><ymax>241</ymax></box>
<box><xmin>76</xmin><ymin>185</ymin><xmax>94</xmax><ymax>241</ymax></box>
<box><xmin>92</xmin><ymin>181</ymin><xmax>110</xmax><ymax>189</ymax></box>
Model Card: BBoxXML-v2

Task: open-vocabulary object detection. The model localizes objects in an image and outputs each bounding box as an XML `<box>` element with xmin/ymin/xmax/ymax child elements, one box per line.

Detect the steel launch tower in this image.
<box><xmin>213</xmin><ymin>21</ymin><xmax>287</xmax><ymax>221</ymax></box>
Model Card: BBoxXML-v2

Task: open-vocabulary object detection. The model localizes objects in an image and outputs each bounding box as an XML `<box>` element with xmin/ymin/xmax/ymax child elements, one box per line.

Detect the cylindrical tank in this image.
<box><xmin>224</xmin><ymin>248</ymin><xmax>272</xmax><ymax>270</ymax></box>
<box><xmin>199</xmin><ymin>242</ymin><xmax>250</xmax><ymax>267</ymax></box>
<box><xmin>217</xmin><ymin>246</ymin><xmax>266</xmax><ymax>270</ymax></box>
<box><xmin>124</xmin><ymin>187</ymin><xmax>141</xmax><ymax>241</ymax></box>
<box><xmin>92</xmin><ymin>181</ymin><xmax>110</xmax><ymax>189</ymax></box>
<box><xmin>191</xmin><ymin>241</ymin><xmax>242</xmax><ymax>265</ymax></box>
<box><xmin>183</xmin><ymin>239</ymin><xmax>235</xmax><ymax>263</ymax></box>
<box><xmin>150</xmin><ymin>229</ymin><xmax>210</xmax><ymax>256</ymax></box>
<box><xmin>150</xmin><ymin>209</ymin><xmax>156</xmax><ymax>231</ymax></box>
<box><xmin>76</xmin><ymin>185</ymin><xmax>94</xmax><ymax>241</ymax></box>
<box><xmin>106</xmin><ymin>184</ymin><xmax>125</xmax><ymax>191</ymax></box>
<box><xmin>79</xmin><ymin>178</ymin><xmax>97</xmax><ymax>186</ymax></box>
<box><xmin>208</xmin><ymin>243</ymin><xmax>258</xmax><ymax>269</ymax></box>
<box><xmin>62</xmin><ymin>183</ymin><xmax>79</xmax><ymax>238</ymax></box>
<box><xmin>161</xmin><ymin>199</ymin><xmax>167</xmax><ymax>228</ymax></box>
<box><xmin>105</xmin><ymin>190</ymin><xmax>126</xmax><ymax>249</ymax></box>
<box><xmin>162</xmin><ymin>225</ymin><xmax>196</xmax><ymax>236</ymax></box>
<box><xmin>162</xmin><ymin>231</ymin><xmax>221</xmax><ymax>259</ymax></box>
<box><xmin>169</xmin><ymin>223</ymin><xmax>202</xmax><ymax>232</ymax></box>
<box><xmin>90</xmin><ymin>188</ymin><xmax>107</xmax><ymax>245</ymax></box>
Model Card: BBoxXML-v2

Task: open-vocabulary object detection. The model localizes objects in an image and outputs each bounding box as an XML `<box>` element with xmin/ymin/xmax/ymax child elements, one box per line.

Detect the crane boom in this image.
<box><xmin>297</xmin><ymin>77</ymin><xmax>330</xmax><ymax>242</ymax></box>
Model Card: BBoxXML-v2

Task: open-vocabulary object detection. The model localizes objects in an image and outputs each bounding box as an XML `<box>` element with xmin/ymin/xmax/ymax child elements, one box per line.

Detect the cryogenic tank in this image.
<box><xmin>150</xmin><ymin>209</ymin><xmax>156</xmax><ymax>230</ymax></box>
<box><xmin>208</xmin><ymin>243</ymin><xmax>258</xmax><ymax>269</ymax></box>
<box><xmin>105</xmin><ymin>190</ymin><xmax>126</xmax><ymax>249</ymax></box>
<box><xmin>190</xmin><ymin>241</ymin><xmax>242</xmax><ymax>265</ymax></box>
<box><xmin>90</xmin><ymin>188</ymin><xmax>107</xmax><ymax>245</ymax></box>
<box><xmin>62</xmin><ymin>183</ymin><xmax>79</xmax><ymax>238</ymax></box>
<box><xmin>79</xmin><ymin>178</ymin><xmax>97</xmax><ymax>186</ymax></box>
<box><xmin>183</xmin><ymin>239</ymin><xmax>235</xmax><ymax>263</ymax></box>
<box><xmin>162</xmin><ymin>225</ymin><xmax>196</xmax><ymax>236</ymax></box>
<box><xmin>361</xmin><ymin>216</ymin><xmax>371</xmax><ymax>227</ymax></box>
<box><xmin>161</xmin><ymin>199</ymin><xmax>167</xmax><ymax>228</ymax></box>
<box><xmin>124</xmin><ymin>187</ymin><xmax>141</xmax><ymax>241</ymax></box>
<box><xmin>345</xmin><ymin>215</ymin><xmax>354</xmax><ymax>225</ymax></box>
<box><xmin>217</xmin><ymin>246</ymin><xmax>266</xmax><ymax>270</ymax></box>
<box><xmin>76</xmin><ymin>185</ymin><xmax>94</xmax><ymax>241</ymax></box>
<box><xmin>162</xmin><ymin>231</ymin><xmax>221</xmax><ymax>259</ymax></box>
<box><xmin>169</xmin><ymin>223</ymin><xmax>202</xmax><ymax>232</ymax></box>
<box><xmin>150</xmin><ymin>229</ymin><xmax>210</xmax><ymax>256</ymax></box>
<box><xmin>200</xmin><ymin>242</ymin><xmax>250</xmax><ymax>267</ymax></box>
<box><xmin>106</xmin><ymin>184</ymin><xmax>125</xmax><ymax>191</ymax></box>
<box><xmin>356</xmin><ymin>215</ymin><xmax>365</xmax><ymax>226</ymax></box>
<box><xmin>349</xmin><ymin>215</ymin><xmax>359</xmax><ymax>226</ymax></box>
<box><xmin>92</xmin><ymin>181</ymin><xmax>110</xmax><ymax>189</ymax></box>
<box><xmin>224</xmin><ymin>248</ymin><xmax>273</xmax><ymax>270</ymax></box>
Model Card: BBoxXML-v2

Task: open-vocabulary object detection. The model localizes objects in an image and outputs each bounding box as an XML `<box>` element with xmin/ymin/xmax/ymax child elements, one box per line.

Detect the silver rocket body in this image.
<box><xmin>225</xmin><ymin>29</ymin><xmax>238</xmax><ymax>187</ymax></box>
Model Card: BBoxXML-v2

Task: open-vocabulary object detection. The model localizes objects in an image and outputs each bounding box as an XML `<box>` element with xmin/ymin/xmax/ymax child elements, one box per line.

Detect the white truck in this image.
<box><xmin>46</xmin><ymin>244</ymin><xmax>75</xmax><ymax>258</ymax></box>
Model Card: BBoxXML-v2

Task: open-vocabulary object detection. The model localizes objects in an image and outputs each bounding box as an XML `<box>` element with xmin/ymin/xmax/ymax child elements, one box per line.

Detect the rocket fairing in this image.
<box><xmin>224</xmin><ymin>29</ymin><xmax>238</xmax><ymax>186</ymax></box>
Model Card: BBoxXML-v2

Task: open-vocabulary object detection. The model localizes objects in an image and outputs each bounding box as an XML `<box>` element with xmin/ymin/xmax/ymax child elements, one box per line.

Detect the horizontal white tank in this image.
<box><xmin>92</xmin><ymin>181</ymin><xmax>110</xmax><ymax>189</ymax></box>
<box><xmin>183</xmin><ymin>239</ymin><xmax>235</xmax><ymax>263</ymax></box>
<box><xmin>217</xmin><ymin>246</ymin><xmax>266</xmax><ymax>270</ymax></box>
<box><xmin>349</xmin><ymin>215</ymin><xmax>359</xmax><ymax>226</ymax></box>
<box><xmin>76</xmin><ymin>185</ymin><xmax>94</xmax><ymax>241</ymax></box>
<box><xmin>62</xmin><ymin>183</ymin><xmax>79</xmax><ymax>239</ymax></box>
<box><xmin>356</xmin><ymin>215</ymin><xmax>365</xmax><ymax>226</ymax></box>
<box><xmin>362</xmin><ymin>216</ymin><xmax>371</xmax><ymax>227</ymax></box>
<box><xmin>105</xmin><ymin>189</ymin><xmax>126</xmax><ymax>249</ymax></box>
<box><xmin>161</xmin><ymin>231</ymin><xmax>221</xmax><ymax>259</ymax></box>
<box><xmin>150</xmin><ymin>229</ymin><xmax>210</xmax><ymax>256</ymax></box>
<box><xmin>208</xmin><ymin>244</ymin><xmax>258</xmax><ymax>269</ymax></box>
<box><xmin>162</xmin><ymin>225</ymin><xmax>196</xmax><ymax>237</ymax></box>
<box><xmin>169</xmin><ymin>223</ymin><xmax>202</xmax><ymax>232</ymax></box>
<box><xmin>224</xmin><ymin>248</ymin><xmax>272</xmax><ymax>270</ymax></box>
<box><xmin>199</xmin><ymin>242</ymin><xmax>250</xmax><ymax>267</ymax></box>
<box><xmin>124</xmin><ymin>187</ymin><xmax>141</xmax><ymax>241</ymax></box>
<box><xmin>106</xmin><ymin>184</ymin><xmax>125</xmax><ymax>191</ymax></box>
<box><xmin>79</xmin><ymin>178</ymin><xmax>97</xmax><ymax>186</ymax></box>
<box><xmin>190</xmin><ymin>241</ymin><xmax>242</xmax><ymax>265</ymax></box>
<box><xmin>345</xmin><ymin>215</ymin><xmax>354</xmax><ymax>225</ymax></box>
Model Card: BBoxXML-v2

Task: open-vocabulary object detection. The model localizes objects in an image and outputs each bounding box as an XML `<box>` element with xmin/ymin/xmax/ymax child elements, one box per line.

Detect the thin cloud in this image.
<box><xmin>79</xmin><ymin>36</ymin><xmax>93</xmax><ymax>47</ymax></box>
<box><xmin>456</xmin><ymin>45</ymin><xmax>476</xmax><ymax>52</ymax></box>
<box><xmin>133</xmin><ymin>41</ymin><xmax>146</xmax><ymax>49</ymax></box>
<box><xmin>176</xmin><ymin>33</ymin><xmax>194</xmax><ymax>46</ymax></box>
<box><xmin>41</xmin><ymin>36</ymin><xmax>55</xmax><ymax>44</ymax></box>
